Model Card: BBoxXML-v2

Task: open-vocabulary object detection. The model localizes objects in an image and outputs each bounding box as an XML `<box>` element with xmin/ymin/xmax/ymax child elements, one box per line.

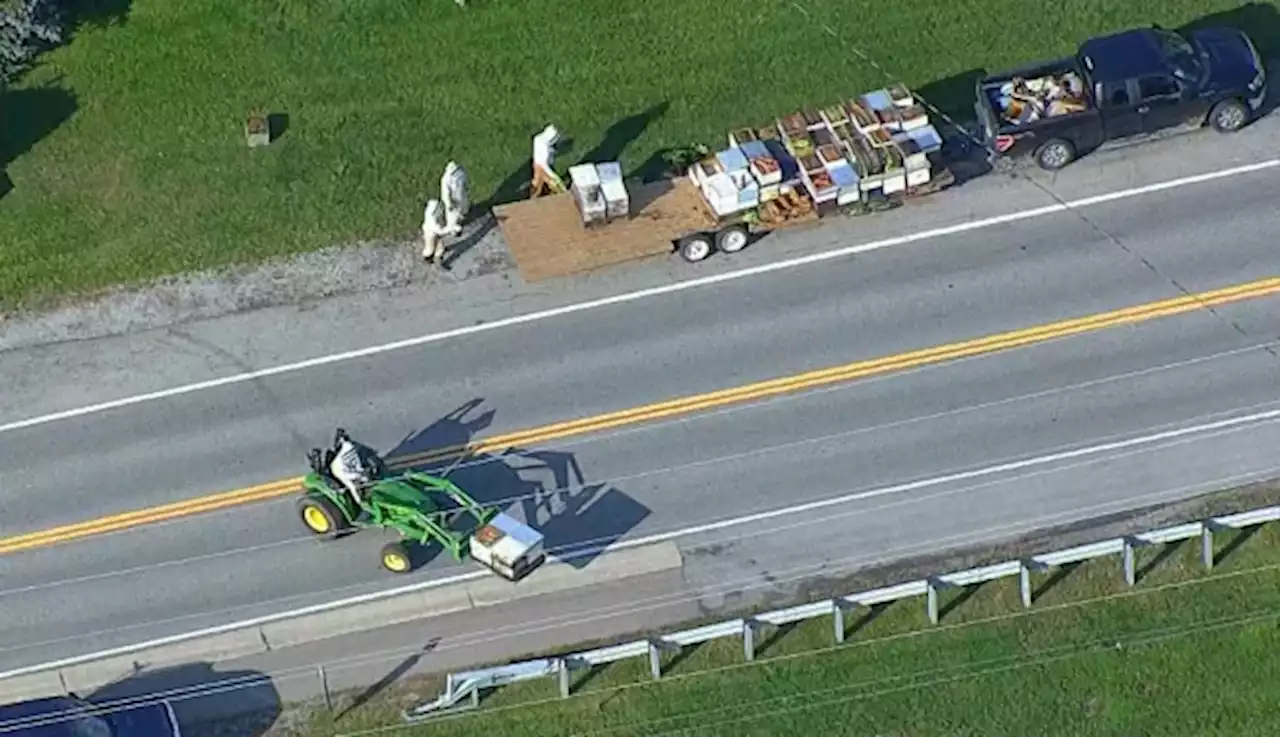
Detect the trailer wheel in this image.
<box><xmin>1035</xmin><ymin>139</ymin><xmax>1075</xmax><ymax>170</ymax></box>
<box><xmin>380</xmin><ymin>542</ymin><xmax>413</xmax><ymax>574</ymax></box>
<box><xmin>715</xmin><ymin>225</ymin><xmax>749</xmax><ymax>254</ymax></box>
<box><xmin>677</xmin><ymin>234</ymin><xmax>714</xmax><ymax>263</ymax></box>
<box><xmin>1209</xmin><ymin>99</ymin><xmax>1249</xmax><ymax>133</ymax></box>
<box><xmin>297</xmin><ymin>495</ymin><xmax>348</xmax><ymax>539</ymax></box>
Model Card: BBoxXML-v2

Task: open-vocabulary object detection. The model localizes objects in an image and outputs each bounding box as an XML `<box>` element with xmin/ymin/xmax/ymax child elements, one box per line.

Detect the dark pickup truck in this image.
<box><xmin>975</xmin><ymin>26</ymin><xmax>1267</xmax><ymax>170</ymax></box>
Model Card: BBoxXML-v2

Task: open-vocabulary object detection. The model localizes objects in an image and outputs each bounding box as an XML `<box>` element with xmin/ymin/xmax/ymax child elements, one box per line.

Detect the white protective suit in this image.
<box><xmin>329</xmin><ymin>438</ymin><xmax>371</xmax><ymax>504</ymax></box>
<box><xmin>440</xmin><ymin>161</ymin><xmax>470</xmax><ymax>235</ymax></box>
<box><xmin>530</xmin><ymin>124</ymin><xmax>565</xmax><ymax>195</ymax></box>
<box><xmin>421</xmin><ymin>198</ymin><xmax>449</xmax><ymax>263</ymax></box>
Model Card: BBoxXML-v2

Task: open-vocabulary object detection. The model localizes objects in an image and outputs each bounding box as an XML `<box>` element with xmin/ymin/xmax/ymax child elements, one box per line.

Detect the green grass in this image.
<box><xmin>2</xmin><ymin>1</ymin><xmax>1275</xmax><ymax>310</ymax></box>
<box><xmin>306</xmin><ymin>522</ymin><xmax>1280</xmax><ymax>737</ymax></box>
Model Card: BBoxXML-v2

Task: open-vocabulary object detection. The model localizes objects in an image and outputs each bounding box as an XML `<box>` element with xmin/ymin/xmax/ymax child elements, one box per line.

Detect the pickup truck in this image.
<box><xmin>975</xmin><ymin>25</ymin><xmax>1267</xmax><ymax>170</ymax></box>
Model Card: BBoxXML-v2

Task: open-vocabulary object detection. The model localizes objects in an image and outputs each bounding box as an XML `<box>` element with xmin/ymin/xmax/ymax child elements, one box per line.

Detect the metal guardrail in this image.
<box><xmin>403</xmin><ymin>504</ymin><xmax>1280</xmax><ymax>720</ymax></box>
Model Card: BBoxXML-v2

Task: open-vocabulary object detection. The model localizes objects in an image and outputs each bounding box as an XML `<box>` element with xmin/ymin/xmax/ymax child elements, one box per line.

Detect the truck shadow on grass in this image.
<box><xmin>87</xmin><ymin>662</ymin><xmax>279</xmax><ymax>737</ymax></box>
<box><xmin>387</xmin><ymin>399</ymin><xmax>652</xmax><ymax>570</ymax></box>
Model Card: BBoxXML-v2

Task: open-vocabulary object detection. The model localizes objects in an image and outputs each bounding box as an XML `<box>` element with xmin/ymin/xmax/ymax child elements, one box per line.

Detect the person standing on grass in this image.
<box><xmin>422</xmin><ymin>198</ymin><xmax>450</xmax><ymax>269</ymax></box>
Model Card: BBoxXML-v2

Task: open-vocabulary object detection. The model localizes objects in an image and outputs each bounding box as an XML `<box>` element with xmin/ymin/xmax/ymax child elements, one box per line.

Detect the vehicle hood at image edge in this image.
<box><xmin>1191</xmin><ymin>27</ymin><xmax>1263</xmax><ymax>89</ymax></box>
<box><xmin>104</xmin><ymin>702</ymin><xmax>181</xmax><ymax>737</ymax></box>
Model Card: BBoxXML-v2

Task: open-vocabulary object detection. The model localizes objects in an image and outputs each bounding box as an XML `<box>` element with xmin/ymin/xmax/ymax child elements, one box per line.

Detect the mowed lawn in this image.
<box><xmin>1</xmin><ymin>1</ymin><xmax>1273</xmax><ymax>310</ymax></box>
<box><xmin>314</xmin><ymin>522</ymin><xmax>1280</xmax><ymax>737</ymax></box>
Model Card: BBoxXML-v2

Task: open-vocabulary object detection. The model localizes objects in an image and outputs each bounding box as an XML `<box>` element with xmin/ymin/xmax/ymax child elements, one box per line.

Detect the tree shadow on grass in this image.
<box><xmin>1</xmin><ymin>83</ymin><xmax>78</xmax><ymax>198</ymax></box>
<box><xmin>66</xmin><ymin>0</ymin><xmax>134</xmax><ymax>30</ymax></box>
<box><xmin>577</xmin><ymin>102</ymin><xmax>669</xmax><ymax>170</ymax></box>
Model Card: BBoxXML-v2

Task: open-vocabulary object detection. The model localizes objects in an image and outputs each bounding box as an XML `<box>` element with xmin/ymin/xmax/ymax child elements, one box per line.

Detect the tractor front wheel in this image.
<box><xmin>297</xmin><ymin>495</ymin><xmax>348</xmax><ymax>539</ymax></box>
<box><xmin>380</xmin><ymin>542</ymin><xmax>414</xmax><ymax>574</ymax></box>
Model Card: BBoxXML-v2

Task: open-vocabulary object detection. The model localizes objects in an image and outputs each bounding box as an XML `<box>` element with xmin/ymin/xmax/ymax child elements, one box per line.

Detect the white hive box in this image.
<box><xmin>470</xmin><ymin>512</ymin><xmax>546</xmax><ymax>580</ymax></box>
<box><xmin>569</xmin><ymin>163</ymin><xmax>607</xmax><ymax>225</ymax></box>
<box><xmin>594</xmin><ymin>161</ymin><xmax>630</xmax><ymax>219</ymax></box>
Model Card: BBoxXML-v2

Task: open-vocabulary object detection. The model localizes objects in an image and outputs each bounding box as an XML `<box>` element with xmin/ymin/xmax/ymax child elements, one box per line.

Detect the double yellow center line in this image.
<box><xmin>4</xmin><ymin>276</ymin><xmax>1279</xmax><ymax>555</ymax></box>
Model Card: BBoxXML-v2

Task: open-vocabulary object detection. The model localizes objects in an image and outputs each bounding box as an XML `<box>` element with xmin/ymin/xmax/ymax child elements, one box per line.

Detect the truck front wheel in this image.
<box><xmin>1209</xmin><ymin>99</ymin><xmax>1249</xmax><ymax>133</ymax></box>
<box><xmin>1035</xmin><ymin>139</ymin><xmax>1076</xmax><ymax>170</ymax></box>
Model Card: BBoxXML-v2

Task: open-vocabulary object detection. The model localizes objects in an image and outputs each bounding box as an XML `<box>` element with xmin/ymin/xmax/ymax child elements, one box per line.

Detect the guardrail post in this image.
<box><xmin>1122</xmin><ymin>537</ymin><xmax>1136</xmax><ymax>587</ymax></box>
<box><xmin>743</xmin><ymin>620</ymin><xmax>756</xmax><ymax>662</ymax></box>
<box><xmin>1019</xmin><ymin>562</ymin><xmax>1033</xmax><ymax>608</ymax></box>
<box><xmin>1202</xmin><ymin>522</ymin><xmax>1215</xmax><ymax>569</ymax></box>
<box><xmin>926</xmin><ymin>579</ymin><xmax>939</xmax><ymax>625</ymax></box>
<box><xmin>833</xmin><ymin>600</ymin><xmax>847</xmax><ymax>643</ymax></box>
<box><xmin>648</xmin><ymin>641</ymin><xmax>662</xmax><ymax>680</ymax></box>
<box><xmin>318</xmin><ymin>665</ymin><xmax>332</xmax><ymax>714</ymax></box>
<box><xmin>558</xmin><ymin>659</ymin><xmax>571</xmax><ymax>698</ymax></box>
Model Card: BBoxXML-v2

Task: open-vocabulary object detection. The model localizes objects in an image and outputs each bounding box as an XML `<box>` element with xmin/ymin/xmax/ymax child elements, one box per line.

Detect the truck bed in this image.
<box><xmin>978</xmin><ymin>58</ymin><xmax>1094</xmax><ymax>133</ymax></box>
<box><xmin>493</xmin><ymin>178</ymin><xmax>716</xmax><ymax>283</ymax></box>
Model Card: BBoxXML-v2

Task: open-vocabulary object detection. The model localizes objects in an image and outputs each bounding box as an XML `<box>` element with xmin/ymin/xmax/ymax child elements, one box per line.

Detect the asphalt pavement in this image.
<box><xmin>2</xmin><ymin>120</ymin><xmax>1280</xmax><ymax>679</ymax></box>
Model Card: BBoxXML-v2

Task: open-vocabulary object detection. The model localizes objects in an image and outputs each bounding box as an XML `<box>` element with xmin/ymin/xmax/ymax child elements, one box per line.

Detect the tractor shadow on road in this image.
<box><xmin>390</xmin><ymin>400</ymin><xmax>652</xmax><ymax>570</ymax></box>
<box><xmin>88</xmin><ymin>662</ymin><xmax>279</xmax><ymax>737</ymax></box>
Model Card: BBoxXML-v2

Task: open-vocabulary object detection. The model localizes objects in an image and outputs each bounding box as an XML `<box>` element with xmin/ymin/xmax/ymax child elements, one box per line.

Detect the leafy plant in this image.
<box><xmin>660</xmin><ymin>142</ymin><xmax>710</xmax><ymax>176</ymax></box>
<box><xmin>0</xmin><ymin>0</ymin><xmax>65</xmax><ymax>85</ymax></box>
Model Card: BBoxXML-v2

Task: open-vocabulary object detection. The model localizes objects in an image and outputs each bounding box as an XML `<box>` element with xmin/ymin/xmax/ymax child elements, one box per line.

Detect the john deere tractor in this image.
<box><xmin>296</xmin><ymin>428</ymin><xmax>546</xmax><ymax>579</ymax></box>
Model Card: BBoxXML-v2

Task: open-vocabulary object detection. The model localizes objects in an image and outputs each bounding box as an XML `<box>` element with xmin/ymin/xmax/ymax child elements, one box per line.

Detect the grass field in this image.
<box><xmin>2</xmin><ymin>1</ymin><xmax>1277</xmax><ymax>311</ymax></box>
<box><xmin>307</xmin><ymin>520</ymin><xmax>1280</xmax><ymax>737</ymax></box>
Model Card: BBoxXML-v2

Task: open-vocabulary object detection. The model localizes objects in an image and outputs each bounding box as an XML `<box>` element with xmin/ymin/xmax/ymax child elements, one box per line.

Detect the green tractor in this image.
<box><xmin>296</xmin><ymin>428</ymin><xmax>546</xmax><ymax>579</ymax></box>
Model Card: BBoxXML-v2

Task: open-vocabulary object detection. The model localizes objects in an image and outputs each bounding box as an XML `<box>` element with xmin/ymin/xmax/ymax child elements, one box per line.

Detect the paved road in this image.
<box><xmin>2</xmin><ymin>123</ymin><xmax>1280</xmax><ymax>675</ymax></box>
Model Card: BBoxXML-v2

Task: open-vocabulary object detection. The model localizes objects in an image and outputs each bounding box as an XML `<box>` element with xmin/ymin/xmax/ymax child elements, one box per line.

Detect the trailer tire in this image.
<box><xmin>677</xmin><ymin>234</ymin><xmax>714</xmax><ymax>263</ymax></box>
<box><xmin>297</xmin><ymin>495</ymin><xmax>348</xmax><ymax>539</ymax></box>
<box><xmin>380</xmin><ymin>542</ymin><xmax>413</xmax><ymax>574</ymax></box>
<box><xmin>1035</xmin><ymin>139</ymin><xmax>1075</xmax><ymax>170</ymax></box>
<box><xmin>715</xmin><ymin>225</ymin><xmax>750</xmax><ymax>254</ymax></box>
<box><xmin>1209</xmin><ymin>98</ymin><xmax>1249</xmax><ymax>133</ymax></box>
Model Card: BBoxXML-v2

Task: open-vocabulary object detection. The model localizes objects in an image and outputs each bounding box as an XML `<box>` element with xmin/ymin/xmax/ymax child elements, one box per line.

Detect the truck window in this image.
<box><xmin>1154</xmin><ymin>29</ymin><xmax>1203</xmax><ymax>82</ymax></box>
<box><xmin>1099</xmin><ymin>80</ymin><xmax>1130</xmax><ymax>107</ymax></box>
<box><xmin>1137</xmin><ymin>75</ymin><xmax>1179</xmax><ymax>100</ymax></box>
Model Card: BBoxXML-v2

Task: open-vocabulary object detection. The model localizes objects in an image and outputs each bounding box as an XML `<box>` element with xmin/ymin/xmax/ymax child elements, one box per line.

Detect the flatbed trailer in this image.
<box><xmin>494</xmin><ymin>86</ymin><xmax>958</xmax><ymax>283</ymax></box>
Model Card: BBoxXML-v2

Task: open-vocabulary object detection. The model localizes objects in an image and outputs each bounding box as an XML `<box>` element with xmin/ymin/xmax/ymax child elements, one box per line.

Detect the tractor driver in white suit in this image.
<box><xmin>328</xmin><ymin>429</ymin><xmax>373</xmax><ymax>505</ymax></box>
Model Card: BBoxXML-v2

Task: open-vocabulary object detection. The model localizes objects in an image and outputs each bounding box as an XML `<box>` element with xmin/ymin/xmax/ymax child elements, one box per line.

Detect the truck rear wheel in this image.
<box><xmin>1035</xmin><ymin>139</ymin><xmax>1075</xmax><ymax>170</ymax></box>
<box><xmin>715</xmin><ymin>225</ymin><xmax>749</xmax><ymax>254</ymax></box>
<box><xmin>1209</xmin><ymin>99</ymin><xmax>1249</xmax><ymax>132</ymax></box>
<box><xmin>677</xmin><ymin>234</ymin><xmax>714</xmax><ymax>263</ymax></box>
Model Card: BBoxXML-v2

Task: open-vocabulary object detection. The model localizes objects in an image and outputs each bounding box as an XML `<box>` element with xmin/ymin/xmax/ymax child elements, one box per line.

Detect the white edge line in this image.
<box><xmin>3</xmin><ymin>158</ymin><xmax>1277</xmax><ymax>436</ymax></box>
<box><xmin>3</xmin><ymin>404</ymin><xmax>1279</xmax><ymax>682</ymax></box>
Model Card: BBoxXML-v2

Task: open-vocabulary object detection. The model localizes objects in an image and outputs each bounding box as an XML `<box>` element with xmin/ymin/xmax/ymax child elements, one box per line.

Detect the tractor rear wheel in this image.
<box><xmin>380</xmin><ymin>542</ymin><xmax>413</xmax><ymax>574</ymax></box>
<box><xmin>297</xmin><ymin>495</ymin><xmax>348</xmax><ymax>539</ymax></box>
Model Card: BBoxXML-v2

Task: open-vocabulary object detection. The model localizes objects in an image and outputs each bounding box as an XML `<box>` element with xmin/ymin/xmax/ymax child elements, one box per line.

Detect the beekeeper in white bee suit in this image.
<box><xmin>421</xmin><ymin>198</ymin><xmax>450</xmax><ymax>266</ymax></box>
<box><xmin>329</xmin><ymin>434</ymin><xmax>372</xmax><ymax>505</ymax></box>
<box><xmin>440</xmin><ymin>160</ymin><xmax>470</xmax><ymax>236</ymax></box>
<box><xmin>529</xmin><ymin>124</ymin><xmax>565</xmax><ymax>198</ymax></box>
